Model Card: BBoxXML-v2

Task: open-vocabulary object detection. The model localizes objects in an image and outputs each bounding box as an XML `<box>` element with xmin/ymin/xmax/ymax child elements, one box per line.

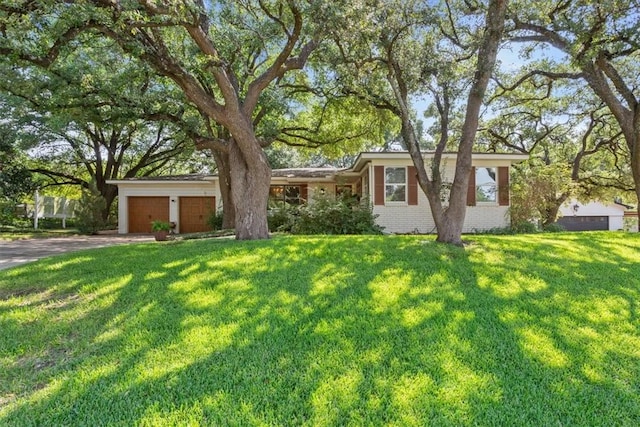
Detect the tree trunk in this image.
<box><xmin>101</xmin><ymin>183</ymin><xmax>118</xmax><ymax>222</ymax></box>
<box><xmin>542</xmin><ymin>204</ymin><xmax>561</xmax><ymax>227</ymax></box>
<box><xmin>436</xmin><ymin>215</ymin><xmax>467</xmax><ymax>244</ymax></box>
<box><xmin>228</xmin><ymin>138</ymin><xmax>271</xmax><ymax>240</ymax></box>
<box><xmin>212</xmin><ymin>150</ymin><xmax>236</xmax><ymax>229</ymax></box>
<box><xmin>631</xmin><ymin>129</ymin><xmax>640</xmax><ymax>232</ymax></box>
<box><xmin>433</xmin><ymin>0</ymin><xmax>508</xmax><ymax>246</ymax></box>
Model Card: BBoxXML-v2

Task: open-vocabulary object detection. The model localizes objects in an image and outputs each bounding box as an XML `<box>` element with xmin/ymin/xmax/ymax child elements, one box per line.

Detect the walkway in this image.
<box><xmin>0</xmin><ymin>235</ymin><xmax>153</xmax><ymax>270</ymax></box>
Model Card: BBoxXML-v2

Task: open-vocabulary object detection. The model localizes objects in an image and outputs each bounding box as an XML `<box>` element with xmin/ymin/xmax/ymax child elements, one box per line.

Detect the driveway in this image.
<box><xmin>0</xmin><ymin>235</ymin><xmax>154</xmax><ymax>270</ymax></box>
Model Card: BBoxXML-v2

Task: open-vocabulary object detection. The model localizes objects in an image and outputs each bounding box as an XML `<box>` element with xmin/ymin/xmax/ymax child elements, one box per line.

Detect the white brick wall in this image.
<box><xmin>367</xmin><ymin>157</ymin><xmax>513</xmax><ymax>234</ymax></box>
<box><xmin>374</xmin><ymin>203</ymin><xmax>510</xmax><ymax>234</ymax></box>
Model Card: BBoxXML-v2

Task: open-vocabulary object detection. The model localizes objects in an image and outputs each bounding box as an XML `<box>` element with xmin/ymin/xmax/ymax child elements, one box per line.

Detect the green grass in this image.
<box><xmin>0</xmin><ymin>229</ymin><xmax>79</xmax><ymax>241</ymax></box>
<box><xmin>1</xmin><ymin>232</ymin><xmax>639</xmax><ymax>426</ymax></box>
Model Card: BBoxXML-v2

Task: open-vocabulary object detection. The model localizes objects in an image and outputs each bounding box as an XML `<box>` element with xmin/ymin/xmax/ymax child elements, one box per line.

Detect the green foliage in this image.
<box><xmin>267</xmin><ymin>206</ymin><xmax>296</xmax><ymax>232</ymax></box>
<box><xmin>291</xmin><ymin>193</ymin><xmax>383</xmax><ymax>235</ymax></box>
<box><xmin>0</xmin><ymin>131</ymin><xmax>37</xmax><ymax>202</ymax></box>
<box><xmin>74</xmin><ymin>183</ymin><xmax>106</xmax><ymax>235</ymax></box>
<box><xmin>543</xmin><ymin>222</ymin><xmax>565</xmax><ymax>233</ymax></box>
<box><xmin>151</xmin><ymin>220</ymin><xmax>171</xmax><ymax>232</ymax></box>
<box><xmin>206</xmin><ymin>209</ymin><xmax>225</xmax><ymax>231</ymax></box>
<box><xmin>511</xmin><ymin>221</ymin><xmax>539</xmax><ymax>234</ymax></box>
<box><xmin>510</xmin><ymin>161</ymin><xmax>575</xmax><ymax>227</ymax></box>
<box><xmin>1</xmin><ymin>234</ymin><xmax>640</xmax><ymax>425</ymax></box>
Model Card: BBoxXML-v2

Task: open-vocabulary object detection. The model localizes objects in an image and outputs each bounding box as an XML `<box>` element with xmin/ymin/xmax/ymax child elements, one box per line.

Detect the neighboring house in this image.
<box><xmin>107</xmin><ymin>151</ymin><xmax>527</xmax><ymax>234</ymax></box>
<box><xmin>557</xmin><ymin>199</ymin><xmax>630</xmax><ymax>231</ymax></box>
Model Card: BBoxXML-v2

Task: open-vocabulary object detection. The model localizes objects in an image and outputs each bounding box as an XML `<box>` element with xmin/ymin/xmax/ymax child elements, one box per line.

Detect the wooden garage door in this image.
<box><xmin>180</xmin><ymin>197</ymin><xmax>216</xmax><ymax>233</ymax></box>
<box><xmin>557</xmin><ymin>216</ymin><xmax>609</xmax><ymax>231</ymax></box>
<box><xmin>128</xmin><ymin>197</ymin><xmax>170</xmax><ymax>233</ymax></box>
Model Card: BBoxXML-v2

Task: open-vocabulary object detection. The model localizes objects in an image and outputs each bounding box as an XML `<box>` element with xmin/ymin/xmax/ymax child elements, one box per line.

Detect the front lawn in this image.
<box><xmin>1</xmin><ymin>233</ymin><xmax>639</xmax><ymax>425</ymax></box>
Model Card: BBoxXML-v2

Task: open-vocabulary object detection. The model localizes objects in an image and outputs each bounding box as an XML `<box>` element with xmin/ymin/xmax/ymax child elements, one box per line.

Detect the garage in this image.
<box><xmin>128</xmin><ymin>197</ymin><xmax>170</xmax><ymax>233</ymax></box>
<box><xmin>179</xmin><ymin>196</ymin><xmax>216</xmax><ymax>233</ymax></box>
<box><xmin>557</xmin><ymin>215</ymin><xmax>609</xmax><ymax>231</ymax></box>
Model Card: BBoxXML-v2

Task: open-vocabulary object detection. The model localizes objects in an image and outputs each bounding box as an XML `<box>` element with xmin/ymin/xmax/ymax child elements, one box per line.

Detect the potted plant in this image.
<box><xmin>151</xmin><ymin>220</ymin><xmax>171</xmax><ymax>241</ymax></box>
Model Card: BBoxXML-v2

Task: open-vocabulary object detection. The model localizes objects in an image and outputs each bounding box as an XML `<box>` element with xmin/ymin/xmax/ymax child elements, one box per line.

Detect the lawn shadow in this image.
<box><xmin>1</xmin><ymin>234</ymin><xmax>639</xmax><ymax>425</ymax></box>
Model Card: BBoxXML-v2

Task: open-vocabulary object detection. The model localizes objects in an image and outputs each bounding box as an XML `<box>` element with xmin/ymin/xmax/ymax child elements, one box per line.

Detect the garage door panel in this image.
<box><xmin>128</xmin><ymin>197</ymin><xmax>170</xmax><ymax>233</ymax></box>
<box><xmin>557</xmin><ymin>216</ymin><xmax>609</xmax><ymax>231</ymax></box>
<box><xmin>180</xmin><ymin>197</ymin><xmax>215</xmax><ymax>233</ymax></box>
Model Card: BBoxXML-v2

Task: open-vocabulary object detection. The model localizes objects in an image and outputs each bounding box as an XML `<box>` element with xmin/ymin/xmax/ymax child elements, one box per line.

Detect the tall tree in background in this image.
<box><xmin>328</xmin><ymin>0</ymin><xmax>508</xmax><ymax>245</ymax></box>
<box><xmin>0</xmin><ymin>129</ymin><xmax>37</xmax><ymax>203</ymax></box>
<box><xmin>0</xmin><ymin>39</ymin><xmax>196</xmax><ymax>221</ymax></box>
<box><xmin>483</xmin><ymin>77</ymin><xmax>630</xmax><ymax>226</ymax></box>
<box><xmin>506</xmin><ymin>0</ymin><xmax>640</xmax><ymax>224</ymax></box>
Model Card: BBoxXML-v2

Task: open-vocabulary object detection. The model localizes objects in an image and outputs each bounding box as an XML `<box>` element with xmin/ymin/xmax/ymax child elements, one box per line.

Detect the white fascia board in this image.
<box><xmin>106</xmin><ymin>178</ymin><xmax>217</xmax><ymax>185</ymax></box>
<box><xmin>350</xmin><ymin>152</ymin><xmax>529</xmax><ymax>171</ymax></box>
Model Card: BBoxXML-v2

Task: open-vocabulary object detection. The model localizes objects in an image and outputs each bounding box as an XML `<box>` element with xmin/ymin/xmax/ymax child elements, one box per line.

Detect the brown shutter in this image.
<box><xmin>374</xmin><ymin>166</ymin><xmax>385</xmax><ymax>205</ymax></box>
<box><xmin>498</xmin><ymin>167</ymin><xmax>510</xmax><ymax>206</ymax></box>
<box><xmin>408</xmin><ymin>166</ymin><xmax>418</xmax><ymax>205</ymax></box>
<box><xmin>467</xmin><ymin>166</ymin><xmax>476</xmax><ymax>206</ymax></box>
<box><xmin>300</xmin><ymin>183</ymin><xmax>308</xmax><ymax>203</ymax></box>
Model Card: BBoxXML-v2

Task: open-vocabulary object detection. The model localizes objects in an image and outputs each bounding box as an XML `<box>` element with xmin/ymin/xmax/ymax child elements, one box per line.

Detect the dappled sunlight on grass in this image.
<box><xmin>311</xmin><ymin>369</ymin><xmax>363</xmax><ymax>425</ymax></box>
<box><xmin>517</xmin><ymin>326</ymin><xmax>570</xmax><ymax>368</ymax></box>
<box><xmin>135</xmin><ymin>322</ymin><xmax>239</xmax><ymax>382</ymax></box>
<box><xmin>569</xmin><ymin>295</ymin><xmax>633</xmax><ymax>325</ymax></box>
<box><xmin>47</xmin><ymin>256</ymin><xmax>95</xmax><ymax>271</ymax></box>
<box><xmin>143</xmin><ymin>270</ymin><xmax>167</xmax><ymax>281</ymax></box>
<box><xmin>309</xmin><ymin>263</ymin><xmax>353</xmax><ymax>297</ymax></box>
<box><xmin>391</xmin><ymin>373</ymin><xmax>437</xmax><ymax>424</ymax></box>
<box><xmin>401</xmin><ymin>301</ymin><xmax>444</xmax><ymax>328</ymax></box>
<box><xmin>478</xmin><ymin>270</ymin><xmax>548</xmax><ymax>298</ymax></box>
<box><xmin>1</xmin><ymin>234</ymin><xmax>639</xmax><ymax>425</ymax></box>
<box><xmin>368</xmin><ymin>268</ymin><xmax>413</xmax><ymax>312</ymax></box>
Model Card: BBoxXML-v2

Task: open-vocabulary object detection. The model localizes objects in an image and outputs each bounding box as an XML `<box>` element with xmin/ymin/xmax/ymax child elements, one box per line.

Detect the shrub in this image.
<box><xmin>207</xmin><ymin>208</ymin><xmax>224</xmax><ymax>231</ymax></box>
<box><xmin>478</xmin><ymin>226</ymin><xmax>516</xmax><ymax>235</ymax></box>
<box><xmin>0</xmin><ymin>205</ymin><xmax>32</xmax><ymax>230</ymax></box>
<box><xmin>543</xmin><ymin>222</ymin><xmax>565</xmax><ymax>233</ymax></box>
<box><xmin>268</xmin><ymin>206</ymin><xmax>296</xmax><ymax>232</ymax></box>
<box><xmin>511</xmin><ymin>221</ymin><xmax>539</xmax><ymax>234</ymax></box>
<box><xmin>291</xmin><ymin>193</ymin><xmax>383</xmax><ymax>235</ymax></box>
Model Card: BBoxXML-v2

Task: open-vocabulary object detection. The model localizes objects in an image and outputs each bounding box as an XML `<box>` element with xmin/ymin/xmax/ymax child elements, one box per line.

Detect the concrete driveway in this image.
<box><xmin>0</xmin><ymin>235</ymin><xmax>154</xmax><ymax>270</ymax></box>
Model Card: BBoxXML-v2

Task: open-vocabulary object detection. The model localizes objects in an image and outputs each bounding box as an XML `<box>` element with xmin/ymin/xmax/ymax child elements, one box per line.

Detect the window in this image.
<box><xmin>476</xmin><ymin>167</ymin><xmax>497</xmax><ymax>203</ymax></box>
<box><xmin>385</xmin><ymin>167</ymin><xmax>406</xmax><ymax>203</ymax></box>
<box><xmin>269</xmin><ymin>185</ymin><xmax>302</xmax><ymax>207</ymax></box>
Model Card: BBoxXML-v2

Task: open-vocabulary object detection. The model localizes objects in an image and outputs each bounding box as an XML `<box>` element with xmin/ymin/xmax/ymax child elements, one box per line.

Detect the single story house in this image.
<box><xmin>107</xmin><ymin>151</ymin><xmax>528</xmax><ymax>234</ymax></box>
<box><xmin>557</xmin><ymin>199</ymin><xmax>630</xmax><ymax>231</ymax></box>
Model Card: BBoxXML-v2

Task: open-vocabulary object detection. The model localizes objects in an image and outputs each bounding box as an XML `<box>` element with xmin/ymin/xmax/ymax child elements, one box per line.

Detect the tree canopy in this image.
<box><xmin>504</xmin><ymin>0</ymin><xmax>640</xmax><ymax>217</ymax></box>
<box><xmin>1</xmin><ymin>0</ymin><xmax>638</xmax><ymax>239</ymax></box>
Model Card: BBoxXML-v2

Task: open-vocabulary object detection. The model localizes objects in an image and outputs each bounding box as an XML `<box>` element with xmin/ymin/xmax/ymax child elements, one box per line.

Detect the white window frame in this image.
<box><xmin>475</xmin><ymin>167</ymin><xmax>498</xmax><ymax>204</ymax></box>
<box><xmin>385</xmin><ymin>166</ymin><xmax>407</xmax><ymax>204</ymax></box>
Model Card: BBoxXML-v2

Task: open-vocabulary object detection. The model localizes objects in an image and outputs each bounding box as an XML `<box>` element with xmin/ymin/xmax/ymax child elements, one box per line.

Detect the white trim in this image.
<box><xmin>384</xmin><ymin>166</ymin><xmax>408</xmax><ymax>205</ymax></box>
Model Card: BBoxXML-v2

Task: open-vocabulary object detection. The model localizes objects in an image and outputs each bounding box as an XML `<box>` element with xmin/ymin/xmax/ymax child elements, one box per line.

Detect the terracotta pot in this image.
<box><xmin>154</xmin><ymin>230</ymin><xmax>169</xmax><ymax>241</ymax></box>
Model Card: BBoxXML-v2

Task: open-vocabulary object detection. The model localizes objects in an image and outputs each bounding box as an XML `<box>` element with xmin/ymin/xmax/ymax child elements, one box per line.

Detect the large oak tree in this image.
<box><xmin>1</xmin><ymin>0</ymin><xmax>327</xmax><ymax>239</ymax></box>
<box><xmin>483</xmin><ymin>77</ymin><xmax>630</xmax><ymax>226</ymax></box>
<box><xmin>506</xmin><ymin>0</ymin><xmax>640</xmax><ymax>222</ymax></box>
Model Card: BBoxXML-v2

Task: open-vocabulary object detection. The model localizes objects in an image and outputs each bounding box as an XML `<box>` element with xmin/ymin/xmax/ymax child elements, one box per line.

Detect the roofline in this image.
<box><xmin>106</xmin><ymin>178</ymin><xmax>217</xmax><ymax>185</ymax></box>
<box><xmin>270</xmin><ymin>177</ymin><xmax>339</xmax><ymax>182</ymax></box>
<box><xmin>350</xmin><ymin>151</ymin><xmax>529</xmax><ymax>172</ymax></box>
<box><xmin>615</xmin><ymin>201</ymin><xmax>635</xmax><ymax>209</ymax></box>
<box><xmin>107</xmin><ymin>152</ymin><xmax>530</xmax><ymax>184</ymax></box>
